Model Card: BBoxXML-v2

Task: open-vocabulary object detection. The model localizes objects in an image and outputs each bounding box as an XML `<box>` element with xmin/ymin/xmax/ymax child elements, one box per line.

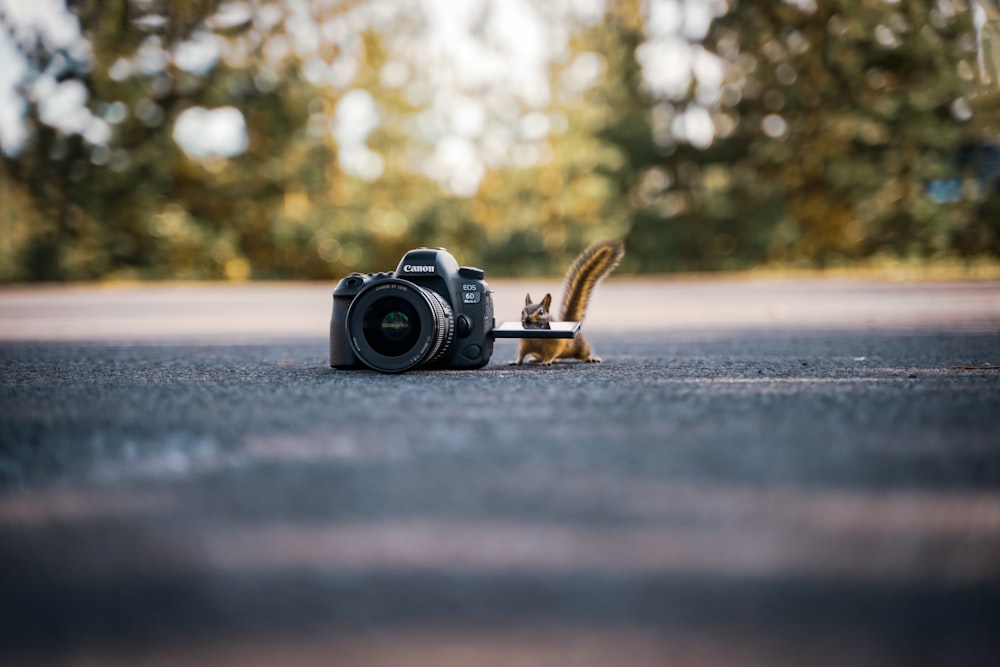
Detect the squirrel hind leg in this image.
<box><xmin>566</xmin><ymin>335</ymin><xmax>600</xmax><ymax>362</ymax></box>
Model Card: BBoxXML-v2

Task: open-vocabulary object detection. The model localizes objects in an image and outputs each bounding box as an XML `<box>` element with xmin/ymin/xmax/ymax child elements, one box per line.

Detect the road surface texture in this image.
<box><xmin>1</xmin><ymin>277</ymin><xmax>999</xmax><ymax>667</ymax></box>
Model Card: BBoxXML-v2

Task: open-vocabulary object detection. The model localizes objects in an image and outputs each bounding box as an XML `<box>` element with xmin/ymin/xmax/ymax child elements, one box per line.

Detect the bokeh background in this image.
<box><xmin>1</xmin><ymin>0</ymin><xmax>998</xmax><ymax>282</ymax></box>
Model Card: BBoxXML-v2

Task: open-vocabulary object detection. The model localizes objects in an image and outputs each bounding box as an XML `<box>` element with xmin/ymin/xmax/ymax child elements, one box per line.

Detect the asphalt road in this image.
<box><xmin>1</xmin><ymin>278</ymin><xmax>999</xmax><ymax>666</ymax></box>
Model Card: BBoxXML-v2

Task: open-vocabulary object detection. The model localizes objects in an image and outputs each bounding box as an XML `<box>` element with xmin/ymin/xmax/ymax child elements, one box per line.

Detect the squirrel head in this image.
<box><xmin>521</xmin><ymin>293</ymin><xmax>553</xmax><ymax>325</ymax></box>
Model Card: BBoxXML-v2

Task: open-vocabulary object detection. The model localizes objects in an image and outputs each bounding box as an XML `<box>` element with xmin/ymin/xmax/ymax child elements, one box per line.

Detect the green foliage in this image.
<box><xmin>0</xmin><ymin>0</ymin><xmax>997</xmax><ymax>282</ymax></box>
<box><xmin>638</xmin><ymin>0</ymin><xmax>999</xmax><ymax>270</ymax></box>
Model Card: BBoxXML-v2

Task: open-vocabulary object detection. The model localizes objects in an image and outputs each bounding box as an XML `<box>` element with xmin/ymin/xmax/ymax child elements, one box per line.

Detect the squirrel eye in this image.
<box><xmin>538</xmin><ymin>309</ymin><xmax>545</xmax><ymax>315</ymax></box>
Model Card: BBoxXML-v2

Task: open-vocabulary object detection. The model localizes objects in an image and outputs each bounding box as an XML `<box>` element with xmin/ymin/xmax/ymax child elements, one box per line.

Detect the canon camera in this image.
<box><xmin>330</xmin><ymin>247</ymin><xmax>579</xmax><ymax>373</ymax></box>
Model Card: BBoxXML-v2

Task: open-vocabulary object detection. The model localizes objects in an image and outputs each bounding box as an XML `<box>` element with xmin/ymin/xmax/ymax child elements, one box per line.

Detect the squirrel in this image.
<box><xmin>510</xmin><ymin>239</ymin><xmax>625</xmax><ymax>366</ymax></box>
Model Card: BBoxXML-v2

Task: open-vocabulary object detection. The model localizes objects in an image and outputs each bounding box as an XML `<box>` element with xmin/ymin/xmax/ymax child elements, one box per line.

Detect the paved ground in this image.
<box><xmin>1</xmin><ymin>278</ymin><xmax>999</xmax><ymax>666</ymax></box>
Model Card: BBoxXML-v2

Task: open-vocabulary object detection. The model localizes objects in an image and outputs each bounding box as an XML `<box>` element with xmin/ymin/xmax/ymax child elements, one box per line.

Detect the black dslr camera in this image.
<box><xmin>330</xmin><ymin>247</ymin><xmax>579</xmax><ymax>373</ymax></box>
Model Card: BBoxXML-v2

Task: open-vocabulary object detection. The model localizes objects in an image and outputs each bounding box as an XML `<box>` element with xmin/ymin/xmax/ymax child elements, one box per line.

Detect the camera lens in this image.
<box><xmin>362</xmin><ymin>297</ymin><xmax>418</xmax><ymax>357</ymax></box>
<box><xmin>346</xmin><ymin>279</ymin><xmax>455</xmax><ymax>372</ymax></box>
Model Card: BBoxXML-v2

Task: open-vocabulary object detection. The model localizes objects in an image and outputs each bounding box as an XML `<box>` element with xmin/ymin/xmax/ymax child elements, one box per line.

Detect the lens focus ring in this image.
<box><xmin>421</xmin><ymin>288</ymin><xmax>454</xmax><ymax>366</ymax></box>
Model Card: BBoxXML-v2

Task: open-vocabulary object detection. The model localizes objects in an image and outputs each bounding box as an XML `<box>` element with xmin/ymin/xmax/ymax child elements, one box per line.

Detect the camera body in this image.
<box><xmin>330</xmin><ymin>247</ymin><xmax>495</xmax><ymax>372</ymax></box>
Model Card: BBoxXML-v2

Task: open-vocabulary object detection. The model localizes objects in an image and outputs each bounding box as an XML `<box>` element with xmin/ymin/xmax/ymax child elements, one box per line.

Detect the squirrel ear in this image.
<box><xmin>525</xmin><ymin>293</ymin><xmax>532</xmax><ymax>305</ymax></box>
<box><xmin>541</xmin><ymin>293</ymin><xmax>552</xmax><ymax>309</ymax></box>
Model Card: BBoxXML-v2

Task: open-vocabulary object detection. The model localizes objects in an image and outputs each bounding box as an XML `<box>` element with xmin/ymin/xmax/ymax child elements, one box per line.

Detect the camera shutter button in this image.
<box><xmin>458</xmin><ymin>266</ymin><xmax>485</xmax><ymax>279</ymax></box>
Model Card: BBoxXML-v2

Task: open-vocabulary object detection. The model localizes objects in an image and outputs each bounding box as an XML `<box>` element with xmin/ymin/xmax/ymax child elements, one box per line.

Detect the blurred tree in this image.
<box><xmin>468</xmin><ymin>5</ymin><xmax>638</xmax><ymax>275</ymax></box>
<box><xmin>667</xmin><ymin>0</ymin><xmax>997</xmax><ymax>267</ymax></box>
<box><xmin>1</xmin><ymin>0</ymin><xmax>997</xmax><ymax>282</ymax></box>
<box><xmin>3</xmin><ymin>0</ymin><xmax>216</xmax><ymax>279</ymax></box>
<box><xmin>0</xmin><ymin>0</ymin><xmax>347</xmax><ymax>280</ymax></box>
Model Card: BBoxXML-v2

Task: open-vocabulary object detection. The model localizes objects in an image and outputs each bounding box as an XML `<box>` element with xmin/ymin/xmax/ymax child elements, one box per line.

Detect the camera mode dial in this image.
<box><xmin>458</xmin><ymin>266</ymin><xmax>485</xmax><ymax>280</ymax></box>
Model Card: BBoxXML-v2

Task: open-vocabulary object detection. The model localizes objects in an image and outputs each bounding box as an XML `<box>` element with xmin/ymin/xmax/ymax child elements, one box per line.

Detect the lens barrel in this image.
<box><xmin>345</xmin><ymin>278</ymin><xmax>455</xmax><ymax>372</ymax></box>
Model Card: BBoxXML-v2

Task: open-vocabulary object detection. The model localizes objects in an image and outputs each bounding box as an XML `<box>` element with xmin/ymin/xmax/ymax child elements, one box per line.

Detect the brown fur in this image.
<box><xmin>510</xmin><ymin>239</ymin><xmax>624</xmax><ymax>366</ymax></box>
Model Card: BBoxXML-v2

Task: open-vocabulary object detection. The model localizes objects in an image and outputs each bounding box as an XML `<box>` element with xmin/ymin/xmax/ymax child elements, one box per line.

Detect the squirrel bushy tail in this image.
<box><xmin>560</xmin><ymin>239</ymin><xmax>625</xmax><ymax>322</ymax></box>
